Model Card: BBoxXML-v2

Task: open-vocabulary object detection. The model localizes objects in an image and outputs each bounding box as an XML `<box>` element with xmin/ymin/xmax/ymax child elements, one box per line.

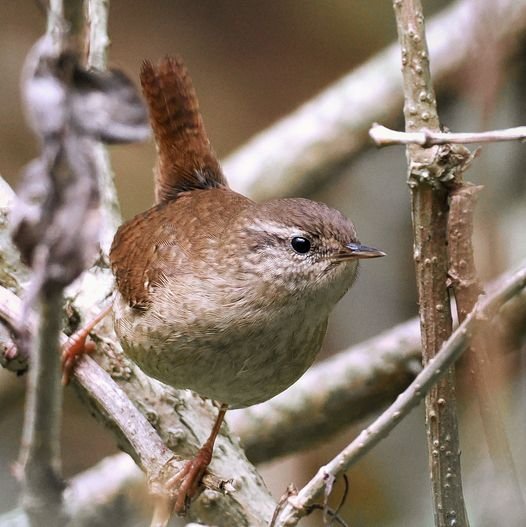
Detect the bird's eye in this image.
<box><xmin>290</xmin><ymin>236</ymin><xmax>311</xmax><ymax>254</ymax></box>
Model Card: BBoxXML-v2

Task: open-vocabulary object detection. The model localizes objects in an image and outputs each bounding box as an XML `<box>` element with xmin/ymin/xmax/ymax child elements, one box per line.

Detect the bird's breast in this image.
<box><xmin>113</xmin><ymin>288</ymin><xmax>328</xmax><ymax>408</ymax></box>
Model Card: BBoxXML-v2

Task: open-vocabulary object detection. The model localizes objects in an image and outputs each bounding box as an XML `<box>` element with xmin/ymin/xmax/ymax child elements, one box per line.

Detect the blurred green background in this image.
<box><xmin>1</xmin><ymin>1</ymin><xmax>525</xmax><ymax>526</ymax></box>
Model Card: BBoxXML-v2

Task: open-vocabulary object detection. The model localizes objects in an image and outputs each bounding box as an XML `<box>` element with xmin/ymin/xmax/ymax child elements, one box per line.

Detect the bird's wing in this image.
<box><xmin>109</xmin><ymin>188</ymin><xmax>252</xmax><ymax>309</ymax></box>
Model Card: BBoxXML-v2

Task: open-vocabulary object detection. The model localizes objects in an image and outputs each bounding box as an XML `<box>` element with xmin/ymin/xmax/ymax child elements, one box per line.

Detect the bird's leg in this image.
<box><xmin>166</xmin><ymin>403</ymin><xmax>228</xmax><ymax>514</ymax></box>
<box><xmin>61</xmin><ymin>304</ymin><xmax>112</xmax><ymax>384</ymax></box>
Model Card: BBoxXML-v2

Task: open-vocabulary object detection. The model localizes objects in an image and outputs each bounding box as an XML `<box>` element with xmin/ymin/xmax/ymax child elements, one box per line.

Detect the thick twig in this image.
<box><xmin>369</xmin><ymin>123</ymin><xmax>526</xmax><ymax>147</ymax></box>
<box><xmin>448</xmin><ymin>184</ymin><xmax>526</xmax><ymax>517</ymax></box>
<box><xmin>270</xmin><ymin>262</ymin><xmax>526</xmax><ymax>527</ymax></box>
<box><xmin>223</xmin><ymin>0</ymin><xmax>526</xmax><ymax>200</ymax></box>
<box><xmin>394</xmin><ymin>1</ymin><xmax>470</xmax><ymax>525</ymax></box>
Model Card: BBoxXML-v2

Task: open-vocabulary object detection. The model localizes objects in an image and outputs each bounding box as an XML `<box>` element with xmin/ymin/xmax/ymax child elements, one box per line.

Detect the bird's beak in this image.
<box><xmin>344</xmin><ymin>242</ymin><xmax>386</xmax><ymax>259</ymax></box>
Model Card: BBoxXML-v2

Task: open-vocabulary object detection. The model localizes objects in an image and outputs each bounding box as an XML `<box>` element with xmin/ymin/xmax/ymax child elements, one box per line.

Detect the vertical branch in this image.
<box><xmin>87</xmin><ymin>0</ymin><xmax>109</xmax><ymax>69</ymax></box>
<box><xmin>19</xmin><ymin>289</ymin><xmax>66</xmax><ymax>526</ymax></box>
<box><xmin>393</xmin><ymin>1</ymin><xmax>469</xmax><ymax>526</ymax></box>
<box><xmin>448</xmin><ymin>185</ymin><xmax>526</xmax><ymax>516</ymax></box>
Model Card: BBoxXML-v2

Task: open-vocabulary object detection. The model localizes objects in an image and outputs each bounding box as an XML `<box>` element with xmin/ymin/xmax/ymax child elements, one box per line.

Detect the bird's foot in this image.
<box><xmin>61</xmin><ymin>305</ymin><xmax>112</xmax><ymax>384</ymax></box>
<box><xmin>61</xmin><ymin>331</ymin><xmax>96</xmax><ymax>385</ymax></box>
<box><xmin>149</xmin><ymin>445</ymin><xmax>214</xmax><ymax>526</ymax></box>
<box><xmin>150</xmin><ymin>404</ymin><xmax>228</xmax><ymax>525</ymax></box>
<box><xmin>166</xmin><ymin>443</ymin><xmax>214</xmax><ymax>514</ymax></box>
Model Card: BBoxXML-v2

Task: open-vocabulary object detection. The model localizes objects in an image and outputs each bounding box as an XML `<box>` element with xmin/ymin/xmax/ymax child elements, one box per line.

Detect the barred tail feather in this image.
<box><xmin>140</xmin><ymin>57</ymin><xmax>227</xmax><ymax>203</ymax></box>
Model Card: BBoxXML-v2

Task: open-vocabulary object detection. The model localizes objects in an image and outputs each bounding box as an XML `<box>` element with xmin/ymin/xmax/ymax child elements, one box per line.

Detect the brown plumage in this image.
<box><xmin>140</xmin><ymin>57</ymin><xmax>227</xmax><ymax>203</ymax></box>
<box><xmin>112</xmin><ymin>58</ymin><xmax>237</xmax><ymax>309</ymax></box>
<box><xmin>110</xmin><ymin>187</ymin><xmax>253</xmax><ymax>310</ymax></box>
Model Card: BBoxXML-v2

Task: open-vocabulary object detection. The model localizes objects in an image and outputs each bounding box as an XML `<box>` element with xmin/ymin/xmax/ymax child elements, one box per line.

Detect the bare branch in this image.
<box><xmin>18</xmin><ymin>289</ymin><xmax>66</xmax><ymax>526</ymax></box>
<box><xmin>86</xmin><ymin>0</ymin><xmax>132</xmax><ymax>252</ymax></box>
<box><xmin>15</xmin><ymin>2</ymin><xmax>87</xmax><ymax>524</ymax></box>
<box><xmin>394</xmin><ymin>1</ymin><xmax>471</xmax><ymax>525</ymax></box>
<box><xmin>87</xmin><ymin>0</ymin><xmax>110</xmax><ymax>70</ymax></box>
<box><xmin>270</xmin><ymin>262</ymin><xmax>526</xmax><ymax>527</ymax></box>
<box><xmin>369</xmin><ymin>123</ymin><xmax>526</xmax><ymax>147</ymax></box>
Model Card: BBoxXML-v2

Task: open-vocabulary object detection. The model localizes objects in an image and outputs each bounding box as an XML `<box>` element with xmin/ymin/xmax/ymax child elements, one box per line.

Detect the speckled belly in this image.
<box><xmin>113</xmin><ymin>293</ymin><xmax>328</xmax><ymax>408</ymax></box>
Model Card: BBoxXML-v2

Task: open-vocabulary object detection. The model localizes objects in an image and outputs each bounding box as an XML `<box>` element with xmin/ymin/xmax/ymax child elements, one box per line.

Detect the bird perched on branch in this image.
<box><xmin>70</xmin><ymin>56</ymin><xmax>385</xmax><ymax>517</ymax></box>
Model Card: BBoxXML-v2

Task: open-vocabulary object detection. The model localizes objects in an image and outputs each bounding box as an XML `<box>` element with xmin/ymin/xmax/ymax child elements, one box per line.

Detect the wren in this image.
<box><xmin>109</xmin><ymin>57</ymin><xmax>384</xmax><ymax>513</ymax></box>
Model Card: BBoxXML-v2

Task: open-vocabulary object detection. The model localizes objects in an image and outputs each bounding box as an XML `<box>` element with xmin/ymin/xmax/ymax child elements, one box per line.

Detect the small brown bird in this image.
<box><xmin>109</xmin><ymin>57</ymin><xmax>384</xmax><ymax>513</ymax></box>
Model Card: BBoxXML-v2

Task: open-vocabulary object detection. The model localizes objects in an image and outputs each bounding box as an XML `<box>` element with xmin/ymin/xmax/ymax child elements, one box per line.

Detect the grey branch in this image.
<box><xmin>15</xmin><ymin>2</ymin><xmax>87</xmax><ymax>525</ymax></box>
<box><xmin>370</xmin><ymin>123</ymin><xmax>526</xmax><ymax>147</ymax></box>
<box><xmin>18</xmin><ymin>289</ymin><xmax>65</xmax><ymax>526</ymax></box>
<box><xmin>223</xmin><ymin>0</ymin><xmax>526</xmax><ymax>200</ymax></box>
<box><xmin>270</xmin><ymin>262</ymin><xmax>526</xmax><ymax>527</ymax></box>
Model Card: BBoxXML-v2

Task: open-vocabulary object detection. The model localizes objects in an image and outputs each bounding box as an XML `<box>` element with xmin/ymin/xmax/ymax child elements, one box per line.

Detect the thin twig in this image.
<box><xmin>86</xmin><ymin>0</ymin><xmax>123</xmax><ymax>252</ymax></box>
<box><xmin>269</xmin><ymin>262</ymin><xmax>526</xmax><ymax>527</ymax></box>
<box><xmin>394</xmin><ymin>1</ymin><xmax>470</xmax><ymax>525</ymax></box>
<box><xmin>369</xmin><ymin>123</ymin><xmax>526</xmax><ymax>147</ymax></box>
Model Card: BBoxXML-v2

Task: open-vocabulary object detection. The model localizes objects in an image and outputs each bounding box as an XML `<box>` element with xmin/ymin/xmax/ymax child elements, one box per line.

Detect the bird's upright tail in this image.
<box><xmin>140</xmin><ymin>57</ymin><xmax>227</xmax><ymax>203</ymax></box>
